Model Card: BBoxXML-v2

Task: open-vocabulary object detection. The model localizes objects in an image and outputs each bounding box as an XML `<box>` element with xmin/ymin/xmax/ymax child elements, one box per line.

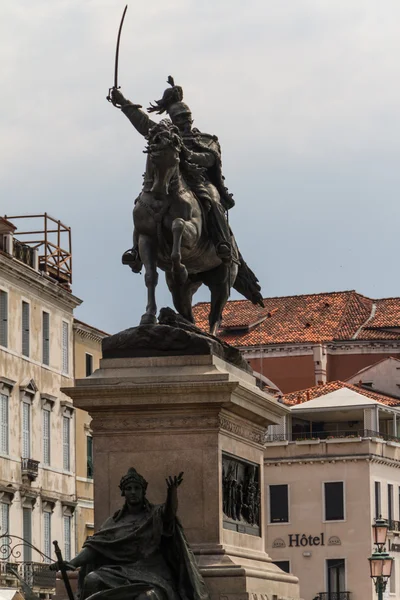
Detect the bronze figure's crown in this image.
<box><xmin>148</xmin><ymin>76</ymin><xmax>191</xmax><ymax>117</ymax></box>
<box><xmin>119</xmin><ymin>467</ymin><xmax>148</xmax><ymax>494</ymax></box>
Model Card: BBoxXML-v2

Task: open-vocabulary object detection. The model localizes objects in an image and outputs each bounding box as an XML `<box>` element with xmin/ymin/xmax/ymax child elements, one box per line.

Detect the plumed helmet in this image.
<box><xmin>148</xmin><ymin>76</ymin><xmax>192</xmax><ymax>118</ymax></box>
<box><xmin>119</xmin><ymin>467</ymin><xmax>148</xmax><ymax>495</ymax></box>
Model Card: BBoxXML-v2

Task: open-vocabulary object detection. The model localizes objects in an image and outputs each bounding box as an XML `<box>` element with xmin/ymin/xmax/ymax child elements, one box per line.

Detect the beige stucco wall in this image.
<box><xmin>73</xmin><ymin>324</ymin><xmax>105</xmax><ymax>550</ymax></box>
<box><xmin>0</xmin><ymin>253</ymin><xmax>81</xmax><ymax>562</ymax></box>
<box><xmin>264</xmin><ymin>438</ymin><xmax>400</xmax><ymax>600</ymax></box>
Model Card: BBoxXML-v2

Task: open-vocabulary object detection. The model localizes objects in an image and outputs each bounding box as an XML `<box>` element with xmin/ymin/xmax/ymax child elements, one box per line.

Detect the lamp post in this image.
<box><xmin>369</xmin><ymin>517</ymin><xmax>394</xmax><ymax>600</ymax></box>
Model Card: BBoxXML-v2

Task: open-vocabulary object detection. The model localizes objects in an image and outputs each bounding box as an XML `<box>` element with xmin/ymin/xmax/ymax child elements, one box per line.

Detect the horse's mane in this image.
<box><xmin>146</xmin><ymin>120</ymin><xmax>206</xmax><ymax>187</ymax></box>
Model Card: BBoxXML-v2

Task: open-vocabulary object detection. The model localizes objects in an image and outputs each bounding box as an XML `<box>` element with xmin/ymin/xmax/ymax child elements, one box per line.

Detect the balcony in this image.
<box><xmin>265</xmin><ymin>430</ymin><xmax>400</xmax><ymax>443</ymax></box>
<box><xmin>1</xmin><ymin>561</ymin><xmax>56</xmax><ymax>589</ymax></box>
<box><xmin>388</xmin><ymin>520</ymin><xmax>400</xmax><ymax>533</ymax></box>
<box><xmin>317</xmin><ymin>593</ymin><xmax>351</xmax><ymax>600</ymax></box>
<box><xmin>21</xmin><ymin>458</ymin><xmax>39</xmax><ymax>481</ymax></box>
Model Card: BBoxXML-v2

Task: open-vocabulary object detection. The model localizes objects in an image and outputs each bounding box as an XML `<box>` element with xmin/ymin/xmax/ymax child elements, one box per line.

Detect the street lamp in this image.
<box><xmin>369</xmin><ymin>517</ymin><xmax>394</xmax><ymax>600</ymax></box>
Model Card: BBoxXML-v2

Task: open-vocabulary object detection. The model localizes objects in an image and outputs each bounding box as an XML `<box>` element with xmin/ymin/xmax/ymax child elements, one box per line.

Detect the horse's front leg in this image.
<box><xmin>139</xmin><ymin>234</ymin><xmax>158</xmax><ymax>325</ymax></box>
<box><xmin>171</xmin><ymin>218</ymin><xmax>188</xmax><ymax>285</ymax></box>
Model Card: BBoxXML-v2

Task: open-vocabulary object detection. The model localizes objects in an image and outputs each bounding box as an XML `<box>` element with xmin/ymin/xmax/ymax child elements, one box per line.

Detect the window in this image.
<box><xmin>42</xmin><ymin>312</ymin><xmax>50</xmax><ymax>365</ymax></box>
<box><xmin>63</xmin><ymin>416</ymin><xmax>70</xmax><ymax>471</ymax></box>
<box><xmin>64</xmin><ymin>516</ymin><xmax>71</xmax><ymax>561</ymax></box>
<box><xmin>43</xmin><ymin>511</ymin><xmax>51</xmax><ymax>563</ymax></box>
<box><xmin>324</xmin><ymin>482</ymin><xmax>344</xmax><ymax>521</ymax></box>
<box><xmin>23</xmin><ymin>507</ymin><xmax>32</xmax><ymax>561</ymax></box>
<box><xmin>43</xmin><ymin>409</ymin><xmax>51</xmax><ymax>465</ymax></box>
<box><xmin>85</xmin><ymin>353</ymin><xmax>93</xmax><ymax>377</ymax></box>
<box><xmin>327</xmin><ymin>559</ymin><xmax>346</xmax><ymax>596</ymax></box>
<box><xmin>375</xmin><ymin>482</ymin><xmax>381</xmax><ymax>520</ymax></box>
<box><xmin>1</xmin><ymin>501</ymin><xmax>9</xmax><ymax>536</ymax></box>
<box><xmin>62</xmin><ymin>322</ymin><xmax>69</xmax><ymax>374</ymax></box>
<box><xmin>22</xmin><ymin>402</ymin><xmax>31</xmax><ymax>459</ymax></box>
<box><xmin>0</xmin><ymin>290</ymin><xmax>8</xmax><ymax>348</ymax></box>
<box><xmin>272</xmin><ymin>561</ymin><xmax>290</xmax><ymax>574</ymax></box>
<box><xmin>22</xmin><ymin>301</ymin><xmax>30</xmax><ymax>357</ymax></box>
<box><xmin>87</xmin><ymin>436</ymin><xmax>93</xmax><ymax>479</ymax></box>
<box><xmin>388</xmin><ymin>484</ymin><xmax>394</xmax><ymax>522</ymax></box>
<box><xmin>0</xmin><ymin>393</ymin><xmax>9</xmax><ymax>455</ymax></box>
<box><xmin>269</xmin><ymin>485</ymin><xmax>289</xmax><ymax>523</ymax></box>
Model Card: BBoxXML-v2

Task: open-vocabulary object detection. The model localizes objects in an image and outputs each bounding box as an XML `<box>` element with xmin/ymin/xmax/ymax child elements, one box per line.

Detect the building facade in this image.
<box><xmin>264</xmin><ymin>384</ymin><xmax>400</xmax><ymax>600</ymax></box>
<box><xmin>73</xmin><ymin>319</ymin><xmax>108</xmax><ymax>551</ymax></box>
<box><xmin>0</xmin><ymin>216</ymin><xmax>80</xmax><ymax>591</ymax></box>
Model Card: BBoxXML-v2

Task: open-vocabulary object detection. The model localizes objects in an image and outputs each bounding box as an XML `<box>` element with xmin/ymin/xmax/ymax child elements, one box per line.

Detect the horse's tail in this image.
<box><xmin>233</xmin><ymin>254</ymin><xmax>264</xmax><ymax>307</ymax></box>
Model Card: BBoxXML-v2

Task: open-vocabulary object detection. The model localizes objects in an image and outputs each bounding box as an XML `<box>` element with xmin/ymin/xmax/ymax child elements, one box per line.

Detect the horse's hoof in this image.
<box><xmin>140</xmin><ymin>314</ymin><xmax>157</xmax><ymax>326</ymax></box>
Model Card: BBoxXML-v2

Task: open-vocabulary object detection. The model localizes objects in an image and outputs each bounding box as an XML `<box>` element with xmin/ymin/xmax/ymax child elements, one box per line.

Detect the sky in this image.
<box><xmin>1</xmin><ymin>1</ymin><xmax>400</xmax><ymax>335</ymax></box>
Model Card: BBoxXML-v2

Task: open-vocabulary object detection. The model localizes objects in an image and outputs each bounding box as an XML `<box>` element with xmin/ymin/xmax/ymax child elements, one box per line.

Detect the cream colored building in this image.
<box><xmin>265</xmin><ymin>387</ymin><xmax>400</xmax><ymax>600</ymax></box>
<box><xmin>0</xmin><ymin>216</ymin><xmax>81</xmax><ymax>591</ymax></box>
<box><xmin>73</xmin><ymin>319</ymin><xmax>108</xmax><ymax>551</ymax></box>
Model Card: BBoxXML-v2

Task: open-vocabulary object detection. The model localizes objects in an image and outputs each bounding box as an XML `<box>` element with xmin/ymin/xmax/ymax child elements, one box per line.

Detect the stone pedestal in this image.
<box><xmin>63</xmin><ymin>353</ymin><xmax>300</xmax><ymax>600</ymax></box>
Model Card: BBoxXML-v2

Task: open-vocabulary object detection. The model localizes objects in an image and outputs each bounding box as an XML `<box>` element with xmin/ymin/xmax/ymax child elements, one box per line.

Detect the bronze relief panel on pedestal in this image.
<box><xmin>222</xmin><ymin>453</ymin><xmax>261</xmax><ymax>537</ymax></box>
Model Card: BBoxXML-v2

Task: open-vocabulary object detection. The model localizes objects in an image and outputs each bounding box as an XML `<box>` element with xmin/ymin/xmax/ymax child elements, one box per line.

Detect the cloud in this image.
<box><xmin>1</xmin><ymin>0</ymin><xmax>400</xmax><ymax>332</ymax></box>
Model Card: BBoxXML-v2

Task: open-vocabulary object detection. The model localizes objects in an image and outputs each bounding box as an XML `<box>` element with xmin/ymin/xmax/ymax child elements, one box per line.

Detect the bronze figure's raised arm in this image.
<box><xmin>109</xmin><ymin>76</ymin><xmax>264</xmax><ymax>334</ymax></box>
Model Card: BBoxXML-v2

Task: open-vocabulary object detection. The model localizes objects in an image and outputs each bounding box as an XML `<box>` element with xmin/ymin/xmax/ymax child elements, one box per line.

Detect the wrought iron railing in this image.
<box><xmin>21</xmin><ymin>457</ymin><xmax>40</xmax><ymax>480</ymax></box>
<box><xmin>317</xmin><ymin>593</ymin><xmax>351</xmax><ymax>600</ymax></box>
<box><xmin>265</xmin><ymin>430</ymin><xmax>400</xmax><ymax>443</ymax></box>
<box><xmin>1</xmin><ymin>561</ymin><xmax>56</xmax><ymax>588</ymax></box>
<box><xmin>0</xmin><ymin>533</ymin><xmax>56</xmax><ymax>592</ymax></box>
<box><xmin>388</xmin><ymin>519</ymin><xmax>400</xmax><ymax>532</ymax></box>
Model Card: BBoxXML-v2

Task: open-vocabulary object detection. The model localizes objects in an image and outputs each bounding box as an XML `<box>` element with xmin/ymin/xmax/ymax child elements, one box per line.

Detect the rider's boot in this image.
<box><xmin>122</xmin><ymin>247</ymin><xmax>143</xmax><ymax>273</ymax></box>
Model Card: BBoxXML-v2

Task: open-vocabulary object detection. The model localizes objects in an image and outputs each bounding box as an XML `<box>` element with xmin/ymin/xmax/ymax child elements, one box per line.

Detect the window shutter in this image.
<box><xmin>22</xmin><ymin>402</ymin><xmax>31</xmax><ymax>459</ymax></box>
<box><xmin>43</xmin><ymin>409</ymin><xmax>50</xmax><ymax>465</ymax></box>
<box><xmin>0</xmin><ymin>394</ymin><xmax>9</xmax><ymax>454</ymax></box>
<box><xmin>0</xmin><ymin>291</ymin><xmax>8</xmax><ymax>348</ymax></box>
<box><xmin>23</xmin><ymin>507</ymin><xmax>32</xmax><ymax>561</ymax></box>
<box><xmin>62</xmin><ymin>322</ymin><xmax>69</xmax><ymax>374</ymax></box>
<box><xmin>42</xmin><ymin>312</ymin><xmax>50</xmax><ymax>365</ymax></box>
<box><xmin>63</xmin><ymin>516</ymin><xmax>71</xmax><ymax>561</ymax></box>
<box><xmin>43</xmin><ymin>512</ymin><xmax>51</xmax><ymax>562</ymax></box>
<box><xmin>22</xmin><ymin>301</ymin><xmax>30</xmax><ymax>357</ymax></box>
<box><xmin>63</xmin><ymin>417</ymin><xmax>70</xmax><ymax>471</ymax></box>
<box><xmin>1</xmin><ymin>502</ymin><xmax>9</xmax><ymax>536</ymax></box>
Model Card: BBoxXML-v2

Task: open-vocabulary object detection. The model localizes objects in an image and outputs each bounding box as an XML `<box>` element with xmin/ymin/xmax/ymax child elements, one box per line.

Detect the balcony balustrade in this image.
<box><xmin>21</xmin><ymin>458</ymin><xmax>40</xmax><ymax>481</ymax></box>
<box><xmin>317</xmin><ymin>593</ymin><xmax>351</xmax><ymax>600</ymax></box>
<box><xmin>265</xmin><ymin>429</ymin><xmax>400</xmax><ymax>443</ymax></box>
<box><xmin>0</xmin><ymin>561</ymin><xmax>56</xmax><ymax>589</ymax></box>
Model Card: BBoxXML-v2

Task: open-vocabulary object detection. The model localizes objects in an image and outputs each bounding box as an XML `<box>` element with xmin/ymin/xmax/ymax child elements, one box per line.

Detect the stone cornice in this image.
<box><xmin>63</xmin><ymin>379</ymin><xmax>282</xmax><ymax>428</ymax></box>
<box><xmin>264</xmin><ymin>452</ymin><xmax>400</xmax><ymax>469</ymax></box>
<box><xmin>73</xmin><ymin>320</ymin><xmax>108</xmax><ymax>343</ymax></box>
<box><xmin>243</xmin><ymin>340</ymin><xmax>400</xmax><ymax>358</ymax></box>
<box><xmin>0</xmin><ymin>253</ymin><xmax>82</xmax><ymax>311</ymax></box>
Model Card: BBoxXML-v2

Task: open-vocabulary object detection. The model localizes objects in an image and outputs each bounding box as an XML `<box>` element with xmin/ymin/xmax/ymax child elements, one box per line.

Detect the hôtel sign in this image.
<box><xmin>272</xmin><ymin>534</ymin><xmax>341</xmax><ymax>549</ymax></box>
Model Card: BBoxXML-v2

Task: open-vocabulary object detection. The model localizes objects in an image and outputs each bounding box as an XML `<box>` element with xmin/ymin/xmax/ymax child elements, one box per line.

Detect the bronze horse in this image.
<box><xmin>132</xmin><ymin>120</ymin><xmax>261</xmax><ymax>334</ymax></box>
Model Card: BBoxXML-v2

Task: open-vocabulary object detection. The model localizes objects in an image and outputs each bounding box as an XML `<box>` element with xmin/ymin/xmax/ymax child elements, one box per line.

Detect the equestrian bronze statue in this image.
<box><xmin>110</xmin><ymin>77</ymin><xmax>263</xmax><ymax>334</ymax></box>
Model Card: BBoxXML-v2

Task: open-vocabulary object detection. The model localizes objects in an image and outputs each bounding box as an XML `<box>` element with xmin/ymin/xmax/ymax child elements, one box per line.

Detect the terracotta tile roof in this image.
<box><xmin>193</xmin><ymin>291</ymin><xmax>400</xmax><ymax>346</ymax></box>
<box><xmin>281</xmin><ymin>381</ymin><xmax>400</xmax><ymax>407</ymax></box>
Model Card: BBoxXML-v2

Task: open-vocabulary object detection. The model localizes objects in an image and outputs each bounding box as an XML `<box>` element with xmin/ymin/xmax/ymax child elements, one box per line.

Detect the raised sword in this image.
<box><xmin>107</xmin><ymin>5</ymin><xmax>128</xmax><ymax>104</ymax></box>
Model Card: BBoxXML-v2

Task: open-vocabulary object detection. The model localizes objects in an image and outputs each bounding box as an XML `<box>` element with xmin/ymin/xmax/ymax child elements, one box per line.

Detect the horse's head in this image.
<box><xmin>146</xmin><ymin>120</ymin><xmax>182</xmax><ymax>196</ymax></box>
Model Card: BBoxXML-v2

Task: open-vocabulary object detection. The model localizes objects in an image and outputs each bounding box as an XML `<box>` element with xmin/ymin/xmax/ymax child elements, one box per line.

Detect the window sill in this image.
<box><xmin>323</xmin><ymin>519</ymin><xmax>346</xmax><ymax>523</ymax></box>
<box><xmin>268</xmin><ymin>522</ymin><xmax>290</xmax><ymax>526</ymax></box>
